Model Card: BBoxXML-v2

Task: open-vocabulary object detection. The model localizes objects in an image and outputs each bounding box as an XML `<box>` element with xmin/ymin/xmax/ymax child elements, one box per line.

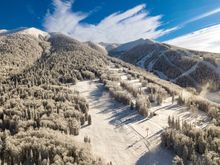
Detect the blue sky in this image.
<box><xmin>1</xmin><ymin>0</ymin><xmax>220</xmax><ymax>52</ymax></box>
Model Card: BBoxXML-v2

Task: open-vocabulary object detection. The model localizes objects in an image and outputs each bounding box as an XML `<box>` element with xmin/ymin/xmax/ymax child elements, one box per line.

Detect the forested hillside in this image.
<box><xmin>0</xmin><ymin>29</ymin><xmax>220</xmax><ymax>165</ymax></box>
<box><xmin>0</xmin><ymin>33</ymin><xmax>45</xmax><ymax>80</ymax></box>
<box><xmin>0</xmin><ymin>31</ymin><xmax>107</xmax><ymax>165</ymax></box>
<box><xmin>107</xmin><ymin>40</ymin><xmax>220</xmax><ymax>94</ymax></box>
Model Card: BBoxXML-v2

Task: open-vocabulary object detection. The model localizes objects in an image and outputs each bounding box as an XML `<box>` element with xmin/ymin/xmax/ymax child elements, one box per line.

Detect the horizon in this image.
<box><xmin>1</xmin><ymin>0</ymin><xmax>220</xmax><ymax>52</ymax></box>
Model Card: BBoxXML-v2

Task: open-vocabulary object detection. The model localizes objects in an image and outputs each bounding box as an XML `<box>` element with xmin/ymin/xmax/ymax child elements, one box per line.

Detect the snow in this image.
<box><xmin>177</xmin><ymin>62</ymin><xmax>198</xmax><ymax>79</ymax></box>
<box><xmin>173</xmin><ymin>62</ymin><xmax>199</xmax><ymax>87</ymax></box>
<box><xmin>200</xmin><ymin>83</ymin><xmax>220</xmax><ymax>104</ymax></box>
<box><xmin>72</xmin><ymin>81</ymin><xmax>147</xmax><ymax>165</ymax></box>
<box><xmin>113</xmin><ymin>38</ymin><xmax>152</xmax><ymax>52</ymax></box>
<box><xmin>137</xmin><ymin>51</ymin><xmax>154</xmax><ymax>68</ymax></box>
<box><xmin>162</xmin><ymin>54</ymin><xmax>184</xmax><ymax>73</ymax></box>
<box><xmin>147</xmin><ymin>57</ymin><xmax>158</xmax><ymax>71</ymax></box>
<box><xmin>84</xmin><ymin>41</ymin><xmax>108</xmax><ymax>54</ymax></box>
<box><xmin>96</xmin><ymin>43</ymin><xmax>108</xmax><ymax>54</ymax></box>
<box><xmin>121</xmin><ymin>75</ymin><xmax>128</xmax><ymax>80</ymax></box>
<box><xmin>0</xmin><ymin>29</ymin><xmax>8</xmax><ymax>34</ymax></box>
<box><xmin>201</xmin><ymin>90</ymin><xmax>220</xmax><ymax>104</ymax></box>
<box><xmin>154</xmin><ymin>70</ymin><xmax>168</xmax><ymax>80</ymax></box>
<box><xmin>202</xmin><ymin>60</ymin><xmax>218</xmax><ymax>71</ymax></box>
<box><xmin>18</xmin><ymin>27</ymin><xmax>48</xmax><ymax>38</ymax></box>
<box><xmin>145</xmin><ymin>39</ymin><xmax>155</xmax><ymax>45</ymax></box>
<box><xmin>99</xmin><ymin>42</ymin><xmax>120</xmax><ymax>51</ymax></box>
<box><xmin>70</xmin><ymin>64</ymin><xmax>209</xmax><ymax>165</ymax></box>
<box><xmin>0</xmin><ymin>27</ymin><xmax>49</xmax><ymax>39</ymax></box>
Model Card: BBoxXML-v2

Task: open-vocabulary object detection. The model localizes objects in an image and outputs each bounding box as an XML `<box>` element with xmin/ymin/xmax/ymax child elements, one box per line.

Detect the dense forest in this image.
<box><xmin>0</xmin><ymin>33</ymin><xmax>107</xmax><ymax>164</ymax></box>
<box><xmin>162</xmin><ymin>117</ymin><xmax>220</xmax><ymax>165</ymax></box>
<box><xmin>0</xmin><ymin>31</ymin><xmax>220</xmax><ymax>165</ymax></box>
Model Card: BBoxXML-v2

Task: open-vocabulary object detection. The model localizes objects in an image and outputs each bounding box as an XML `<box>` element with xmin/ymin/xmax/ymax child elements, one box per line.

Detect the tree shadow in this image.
<box><xmin>101</xmin><ymin>101</ymin><xmax>145</xmax><ymax>126</ymax></box>
<box><xmin>136</xmin><ymin>145</ymin><xmax>174</xmax><ymax>165</ymax></box>
<box><xmin>89</xmin><ymin>82</ymin><xmax>146</xmax><ymax>126</ymax></box>
<box><xmin>89</xmin><ymin>83</ymin><xmax>106</xmax><ymax>100</ymax></box>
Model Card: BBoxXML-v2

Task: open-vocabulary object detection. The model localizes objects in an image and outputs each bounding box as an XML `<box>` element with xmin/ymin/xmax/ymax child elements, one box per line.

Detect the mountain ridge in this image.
<box><xmin>105</xmin><ymin>38</ymin><xmax>220</xmax><ymax>93</ymax></box>
<box><xmin>0</xmin><ymin>27</ymin><xmax>220</xmax><ymax>165</ymax></box>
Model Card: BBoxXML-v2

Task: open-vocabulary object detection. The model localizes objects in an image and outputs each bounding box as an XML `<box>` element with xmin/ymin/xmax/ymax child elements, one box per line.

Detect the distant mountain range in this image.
<box><xmin>101</xmin><ymin>38</ymin><xmax>220</xmax><ymax>92</ymax></box>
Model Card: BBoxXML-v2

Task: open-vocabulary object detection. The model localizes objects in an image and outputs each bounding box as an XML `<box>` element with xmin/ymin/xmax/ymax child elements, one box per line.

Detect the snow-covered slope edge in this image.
<box><xmin>109</xmin><ymin>38</ymin><xmax>220</xmax><ymax>100</ymax></box>
<box><xmin>0</xmin><ymin>27</ymin><xmax>49</xmax><ymax>39</ymax></box>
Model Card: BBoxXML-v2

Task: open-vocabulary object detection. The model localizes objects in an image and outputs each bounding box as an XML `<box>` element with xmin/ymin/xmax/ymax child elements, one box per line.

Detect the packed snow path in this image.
<box><xmin>71</xmin><ymin>65</ymin><xmax>208</xmax><ymax>165</ymax></box>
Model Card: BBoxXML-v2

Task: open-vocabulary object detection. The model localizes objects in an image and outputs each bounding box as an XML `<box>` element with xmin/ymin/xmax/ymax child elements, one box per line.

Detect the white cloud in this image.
<box><xmin>165</xmin><ymin>24</ymin><xmax>220</xmax><ymax>53</ymax></box>
<box><xmin>43</xmin><ymin>0</ymin><xmax>176</xmax><ymax>43</ymax></box>
<box><xmin>183</xmin><ymin>7</ymin><xmax>220</xmax><ymax>25</ymax></box>
<box><xmin>44</xmin><ymin>0</ymin><xmax>87</xmax><ymax>34</ymax></box>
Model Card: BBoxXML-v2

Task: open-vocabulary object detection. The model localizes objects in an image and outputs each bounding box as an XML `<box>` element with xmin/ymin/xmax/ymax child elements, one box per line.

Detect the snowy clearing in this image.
<box><xmin>71</xmin><ymin>77</ymin><xmax>208</xmax><ymax>164</ymax></box>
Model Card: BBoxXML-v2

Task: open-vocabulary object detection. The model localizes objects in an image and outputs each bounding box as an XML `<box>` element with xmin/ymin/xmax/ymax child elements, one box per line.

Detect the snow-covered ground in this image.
<box><xmin>200</xmin><ymin>83</ymin><xmax>220</xmax><ymax>104</ymax></box>
<box><xmin>70</xmin><ymin>65</ymin><xmax>209</xmax><ymax>165</ymax></box>
<box><xmin>72</xmin><ymin>81</ymin><xmax>150</xmax><ymax>165</ymax></box>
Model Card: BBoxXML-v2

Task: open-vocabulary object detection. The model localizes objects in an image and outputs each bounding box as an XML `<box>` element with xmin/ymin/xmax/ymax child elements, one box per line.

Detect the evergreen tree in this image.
<box><xmin>88</xmin><ymin>115</ymin><xmax>92</xmax><ymax>125</ymax></box>
<box><xmin>172</xmin><ymin>155</ymin><xmax>184</xmax><ymax>165</ymax></box>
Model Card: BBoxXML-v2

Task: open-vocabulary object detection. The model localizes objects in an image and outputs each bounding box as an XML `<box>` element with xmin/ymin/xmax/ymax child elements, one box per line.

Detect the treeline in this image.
<box><xmin>119</xmin><ymin>41</ymin><xmax>220</xmax><ymax>92</ymax></box>
<box><xmin>153</xmin><ymin>55</ymin><xmax>182</xmax><ymax>79</ymax></box>
<box><xmin>100</xmin><ymin>66</ymin><xmax>170</xmax><ymax>117</ymax></box>
<box><xmin>0</xmin><ymin>128</ymin><xmax>103</xmax><ymax>165</ymax></box>
<box><xmin>0</xmin><ymin>33</ymin><xmax>108</xmax><ymax>164</ymax></box>
<box><xmin>0</xmin><ymin>85</ymin><xmax>90</xmax><ymax>135</ymax></box>
<box><xmin>176</xmin><ymin>60</ymin><xmax>220</xmax><ymax>92</ymax></box>
<box><xmin>109</xmin><ymin>51</ymin><xmax>220</xmax><ymax>165</ymax></box>
<box><xmin>189</xmin><ymin>62</ymin><xmax>220</xmax><ymax>91</ymax></box>
<box><xmin>162</xmin><ymin>117</ymin><xmax>220</xmax><ymax>165</ymax></box>
<box><xmin>0</xmin><ymin>33</ymin><xmax>45</xmax><ymax>80</ymax></box>
<box><xmin>108</xmin><ymin>57</ymin><xmax>178</xmax><ymax>96</ymax></box>
<box><xmin>0</xmin><ymin>86</ymin><xmax>102</xmax><ymax>164</ymax></box>
<box><xmin>2</xmin><ymin>33</ymin><xmax>108</xmax><ymax>89</ymax></box>
<box><xmin>1</xmin><ymin>31</ymin><xmax>219</xmax><ymax>164</ymax></box>
<box><xmin>177</xmin><ymin>95</ymin><xmax>220</xmax><ymax>126</ymax></box>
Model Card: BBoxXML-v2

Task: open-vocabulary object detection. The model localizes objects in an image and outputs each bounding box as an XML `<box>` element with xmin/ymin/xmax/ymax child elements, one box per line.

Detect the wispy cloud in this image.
<box><xmin>182</xmin><ymin>7</ymin><xmax>220</xmax><ymax>26</ymax></box>
<box><xmin>43</xmin><ymin>0</ymin><xmax>176</xmax><ymax>43</ymax></box>
<box><xmin>165</xmin><ymin>24</ymin><xmax>220</xmax><ymax>53</ymax></box>
<box><xmin>164</xmin><ymin>7</ymin><xmax>220</xmax><ymax>53</ymax></box>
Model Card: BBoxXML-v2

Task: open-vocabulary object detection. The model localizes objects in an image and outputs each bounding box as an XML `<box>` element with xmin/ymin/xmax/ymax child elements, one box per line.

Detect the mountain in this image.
<box><xmin>84</xmin><ymin>41</ymin><xmax>108</xmax><ymax>55</ymax></box>
<box><xmin>0</xmin><ymin>28</ymin><xmax>108</xmax><ymax>164</ymax></box>
<box><xmin>108</xmin><ymin>38</ymin><xmax>155</xmax><ymax>56</ymax></box>
<box><xmin>0</xmin><ymin>27</ymin><xmax>220</xmax><ymax>165</ymax></box>
<box><xmin>0</xmin><ymin>28</ymin><xmax>49</xmax><ymax>81</ymax></box>
<box><xmin>107</xmin><ymin>39</ymin><xmax>220</xmax><ymax>92</ymax></box>
<box><xmin>0</xmin><ymin>27</ymin><xmax>48</xmax><ymax>39</ymax></box>
<box><xmin>113</xmin><ymin>38</ymin><xmax>149</xmax><ymax>51</ymax></box>
<box><xmin>99</xmin><ymin>42</ymin><xmax>120</xmax><ymax>51</ymax></box>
